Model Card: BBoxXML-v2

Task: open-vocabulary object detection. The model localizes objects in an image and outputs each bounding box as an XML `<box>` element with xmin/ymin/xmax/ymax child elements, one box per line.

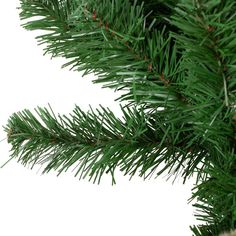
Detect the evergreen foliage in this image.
<box><xmin>4</xmin><ymin>0</ymin><xmax>236</xmax><ymax>235</ymax></box>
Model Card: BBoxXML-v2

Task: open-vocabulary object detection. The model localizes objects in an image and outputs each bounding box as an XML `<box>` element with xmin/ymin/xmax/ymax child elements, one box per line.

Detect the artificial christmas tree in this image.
<box><xmin>5</xmin><ymin>0</ymin><xmax>236</xmax><ymax>235</ymax></box>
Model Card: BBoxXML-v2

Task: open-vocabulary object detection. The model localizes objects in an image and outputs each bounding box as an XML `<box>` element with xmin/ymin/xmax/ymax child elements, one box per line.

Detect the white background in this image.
<box><xmin>0</xmin><ymin>1</ymin><xmax>198</xmax><ymax>235</ymax></box>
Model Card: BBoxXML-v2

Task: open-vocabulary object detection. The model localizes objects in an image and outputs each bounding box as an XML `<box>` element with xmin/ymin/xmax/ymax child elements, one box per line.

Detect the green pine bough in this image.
<box><xmin>4</xmin><ymin>0</ymin><xmax>236</xmax><ymax>235</ymax></box>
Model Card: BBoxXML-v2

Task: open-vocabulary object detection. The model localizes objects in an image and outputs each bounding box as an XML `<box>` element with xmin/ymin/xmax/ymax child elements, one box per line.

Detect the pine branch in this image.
<box><xmin>171</xmin><ymin>0</ymin><xmax>236</xmax><ymax>110</ymax></box>
<box><xmin>5</xmin><ymin>105</ymin><xmax>208</xmax><ymax>184</ymax></box>
<box><xmin>14</xmin><ymin>1</ymin><xmax>229</xmax><ymax>186</ymax></box>
<box><xmin>169</xmin><ymin>0</ymin><xmax>236</xmax><ymax>168</ymax></box>
<box><xmin>190</xmin><ymin>156</ymin><xmax>236</xmax><ymax>236</ymax></box>
<box><xmin>17</xmin><ymin>0</ymin><xmax>221</xmax><ymax>189</ymax></box>
<box><xmin>11</xmin><ymin>1</ymin><xmax>236</xmax><ymax>234</ymax></box>
<box><xmin>19</xmin><ymin>0</ymin><xmax>184</xmax><ymax>109</ymax></box>
<box><xmin>169</xmin><ymin>1</ymin><xmax>236</xmax><ymax>235</ymax></box>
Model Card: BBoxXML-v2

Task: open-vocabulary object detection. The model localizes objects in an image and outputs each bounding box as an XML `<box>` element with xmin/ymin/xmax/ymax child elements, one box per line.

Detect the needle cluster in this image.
<box><xmin>5</xmin><ymin>1</ymin><xmax>236</xmax><ymax>235</ymax></box>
